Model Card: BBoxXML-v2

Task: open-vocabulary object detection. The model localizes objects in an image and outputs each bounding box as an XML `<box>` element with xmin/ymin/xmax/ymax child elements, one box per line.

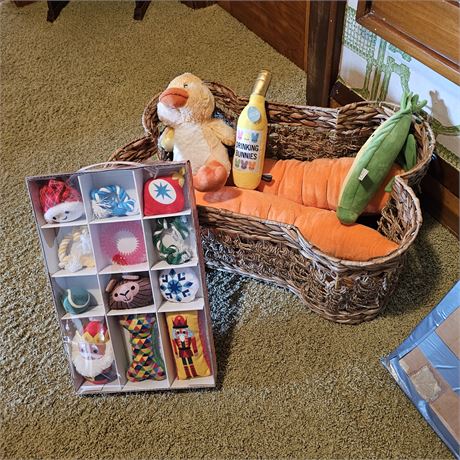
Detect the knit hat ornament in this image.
<box><xmin>39</xmin><ymin>179</ymin><xmax>84</xmax><ymax>224</ymax></box>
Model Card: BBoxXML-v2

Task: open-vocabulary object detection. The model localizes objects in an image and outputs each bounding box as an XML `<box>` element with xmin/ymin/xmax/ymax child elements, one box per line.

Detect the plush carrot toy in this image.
<box><xmin>257</xmin><ymin>157</ymin><xmax>403</xmax><ymax>215</ymax></box>
<box><xmin>195</xmin><ymin>187</ymin><xmax>398</xmax><ymax>262</ymax></box>
<box><xmin>196</xmin><ymin>153</ymin><xmax>406</xmax><ymax>261</ymax></box>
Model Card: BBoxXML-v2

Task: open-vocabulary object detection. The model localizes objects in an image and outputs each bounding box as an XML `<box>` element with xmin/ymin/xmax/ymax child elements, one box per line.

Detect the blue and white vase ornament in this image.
<box><xmin>159</xmin><ymin>268</ymin><xmax>199</xmax><ymax>303</ymax></box>
<box><xmin>90</xmin><ymin>185</ymin><xmax>138</xmax><ymax>219</ymax></box>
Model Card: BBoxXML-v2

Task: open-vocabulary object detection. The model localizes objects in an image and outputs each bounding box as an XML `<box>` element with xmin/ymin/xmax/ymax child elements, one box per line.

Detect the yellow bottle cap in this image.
<box><xmin>252</xmin><ymin>70</ymin><xmax>271</xmax><ymax>97</ymax></box>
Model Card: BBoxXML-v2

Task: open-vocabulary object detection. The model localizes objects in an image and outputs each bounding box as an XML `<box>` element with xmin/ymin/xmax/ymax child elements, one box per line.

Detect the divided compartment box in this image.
<box><xmin>27</xmin><ymin>162</ymin><xmax>217</xmax><ymax>394</ymax></box>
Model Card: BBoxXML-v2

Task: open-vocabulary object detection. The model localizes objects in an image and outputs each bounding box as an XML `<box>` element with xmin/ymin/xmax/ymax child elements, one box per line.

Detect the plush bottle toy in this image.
<box><xmin>157</xmin><ymin>73</ymin><xmax>235</xmax><ymax>192</ymax></box>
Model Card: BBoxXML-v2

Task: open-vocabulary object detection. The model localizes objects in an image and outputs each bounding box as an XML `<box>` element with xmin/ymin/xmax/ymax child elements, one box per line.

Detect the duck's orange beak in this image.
<box><xmin>159</xmin><ymin>87</ymin><xmax>189</xmax><ymax>109</ymax></box>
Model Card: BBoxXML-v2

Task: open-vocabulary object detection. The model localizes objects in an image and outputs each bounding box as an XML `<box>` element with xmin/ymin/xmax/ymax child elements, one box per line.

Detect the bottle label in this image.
<box><xmin>234</xmin><ymin>128</ymin><xmax>264</xmax><ymax>173</ymax></box>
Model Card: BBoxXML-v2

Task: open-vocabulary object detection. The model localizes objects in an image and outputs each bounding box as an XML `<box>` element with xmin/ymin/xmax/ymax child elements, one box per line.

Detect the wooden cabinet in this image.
<box><xmin>218</xmin><ymin>1</ymin><xmax>308</xmax><ymax>69</ymax></box>
<box><xmin>357</xmin><ymin>1</ymin><xmax>460</xmax><ymax>85</ymax></box>
<box><xmin>218</xmin><ymin>1</ymin><xmax>346</xmax><ymax>107</ymax></box>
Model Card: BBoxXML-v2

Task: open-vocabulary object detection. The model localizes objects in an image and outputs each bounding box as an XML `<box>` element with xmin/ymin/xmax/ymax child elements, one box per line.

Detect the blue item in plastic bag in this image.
<box><xmin>382</xmin><ymin>281</ymin><xmax>460</xmax><ymax>458</ymax></box>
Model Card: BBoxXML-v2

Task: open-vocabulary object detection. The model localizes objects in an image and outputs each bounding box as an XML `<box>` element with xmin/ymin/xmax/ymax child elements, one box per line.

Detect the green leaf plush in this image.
<box><xmin>401</xmin><ymin>133</ymin><xmax>417</xmax><ymax>171</ymax></box>
<box><xmin>337</xmin><ymin>93</ymin><xmax>426</xmax><ymax>224</ymax></box>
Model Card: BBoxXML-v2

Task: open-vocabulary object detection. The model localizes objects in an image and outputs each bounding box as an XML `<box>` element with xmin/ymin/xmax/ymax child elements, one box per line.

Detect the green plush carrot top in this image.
<box><xmin>337</xmin><ymin>92</ymin><xmax>427</xmax><ymax>225</ymax></box>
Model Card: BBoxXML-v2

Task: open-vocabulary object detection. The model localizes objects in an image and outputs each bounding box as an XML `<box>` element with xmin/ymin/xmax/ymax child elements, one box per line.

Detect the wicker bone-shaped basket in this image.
<box><xmin>110</xmin><ymin>82</ymin><xmax>434</xmax><ymax>324</ymax></box>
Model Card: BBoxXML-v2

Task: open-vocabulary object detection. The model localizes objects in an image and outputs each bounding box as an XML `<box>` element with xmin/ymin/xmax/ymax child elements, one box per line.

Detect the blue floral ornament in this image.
<box><xmin>159</xmin><ymin>268</ymin><xmax>199</xmax><ymax>303</ymax></box>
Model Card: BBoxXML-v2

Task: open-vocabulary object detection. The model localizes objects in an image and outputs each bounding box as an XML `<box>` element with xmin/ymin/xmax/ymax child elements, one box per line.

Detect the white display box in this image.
<box><xmin>27</xmin><ymin>162</ymin><xmax>217</xmax><ymax>394</ymax></box>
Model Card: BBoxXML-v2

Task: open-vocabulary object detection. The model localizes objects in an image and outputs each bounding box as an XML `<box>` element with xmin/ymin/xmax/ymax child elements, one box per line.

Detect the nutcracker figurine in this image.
<box><xmin>167</xmin><ymin>312</ymin><xmax>211</xmax><ymax>380</ymax></box>
<box><xmin>171</xmin><ymin>315</ymin><xmax>199</xmax><ymax>378</ymax></box>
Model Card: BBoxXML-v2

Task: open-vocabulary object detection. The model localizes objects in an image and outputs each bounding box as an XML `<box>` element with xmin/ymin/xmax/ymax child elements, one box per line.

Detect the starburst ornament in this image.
<box><xmin>143</xmin><ymin>169</ymin><xmax>186</xmax><ymax>216</ymax></box>
<box><xmin>153</xmin><ymin>181</ymin><xmax>174</xmax><ymax>202</ymax></box>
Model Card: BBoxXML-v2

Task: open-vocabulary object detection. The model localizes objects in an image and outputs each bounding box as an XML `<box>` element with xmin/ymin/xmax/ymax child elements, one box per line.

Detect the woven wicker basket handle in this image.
<box><xmin>79</xmin><ymin>161</ymin><xmax>141</xmax><ymax>172</ymax></box>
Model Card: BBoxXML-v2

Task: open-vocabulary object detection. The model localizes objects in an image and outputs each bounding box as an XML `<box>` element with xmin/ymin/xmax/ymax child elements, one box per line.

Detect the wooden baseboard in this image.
<box><xmin>330</xmin><ymin>80</ymin><xmax>363</xmax><ymax>106</ymax></box>
<box><xmin>426</xmin><ymin>150</ymin><xmax>459</xmax><ymax>199</ymax></box>
<box><xmin>13</xmin><ymin>1</ymin><xmax>36</xmax><ymax>6</ymax></box>
<box><xmin>181</xmin><ymin>1</ymin><xmax>215</xmax><ymax>8</ymax></box>
<box><xmin>421</xmin><ymin>175</ymin><xmax>459</xmax><ymax>237</ymax></box>
<box><xmin>330</xmin><ymin>81</ymin><xmax>459</xmax><ymax>237</ymax></box>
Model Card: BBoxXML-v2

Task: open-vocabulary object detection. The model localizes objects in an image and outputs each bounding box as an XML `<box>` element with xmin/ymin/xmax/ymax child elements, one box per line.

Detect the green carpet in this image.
<box><xmin>1</xmin><ymin>2</ymin><xmax>458</xmax><ymax>459</ymax></box>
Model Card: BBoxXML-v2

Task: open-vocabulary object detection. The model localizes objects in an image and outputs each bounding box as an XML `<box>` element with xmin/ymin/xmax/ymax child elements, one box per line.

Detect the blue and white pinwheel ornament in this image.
<box><xmin>90</xmin><ymin>185</ymin><xmax>138</xmax><ymax>219</ymax></box>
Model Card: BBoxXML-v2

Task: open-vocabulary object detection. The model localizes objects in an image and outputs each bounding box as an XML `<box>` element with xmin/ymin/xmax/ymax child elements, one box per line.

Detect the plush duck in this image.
<box><xmin>157</xmin><ymin>73</ymin><xmax>235</xmax><ymax>192</ymax></box>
